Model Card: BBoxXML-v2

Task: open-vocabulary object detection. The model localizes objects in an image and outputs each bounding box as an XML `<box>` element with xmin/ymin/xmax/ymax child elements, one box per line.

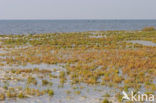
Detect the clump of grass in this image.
<box><xmin>66</xmin><ymin>90</ymin><xmax>71</xmax><ymax>95</ymax></box>
<box><xmin>75</xmin><ymin>90</ymin><xmax>81</xmax><ymax>95</ymax></box>
<box><xmin>0</xmin><ymin>93</ymin><xmax>5</xmax><ymax>100</ymax></box>
<box><xmin>116</xmin><ymin>93</ymin><xmax>122</xmax><ymax>102</ymax></box>
<box><xmin>113</xmin><ymin>75</ymin><xmax>123</xmax><ymax>83</ymax></box>
<box><xmin>102</xmin><ymin>98</ymin><xmax>111</xmax><ymax>103</ymax></box>
<box><xmin>42</xmin><ymin>79</ymin><xmax>49</xmax><ymax>86</ymax></box>
<box><xmin>42</xmin><ymin>80</ymin><xmax>53</xmax><ymax>86</ymax></box>
<box><xmin>47</xmin><ymin>89</ymin><xmax>54</xmax><ymax>96</ymax></box>
<box><xmin>59</xmin><ymin>71</ymin><xmax>66</xmax><ymax>85</ymax></box>
<box><xmin>3</xmin><ymin>85</ymin><xmax>8</xmax><ymax>90</ymax></box>
<box><xmin>142</xmin><ymin>26</ymin><xmax>155</xmax><ymax>31</ymax></box>
<box><xmin>24</xmin><ymin>88</ymin><xmax>45</xmax><ymax>96</ymax></box>
<box><xmin>103</xmin><ymin>93</ymin><xmax>110</xmax><ymax>97</ymax></box>
<box><xmin>6</xmin><ymin>91</ymin><xmax>16</xmax><ymax>98</ymax></box>
<box><xmin>27</xmin><ymin>76</ymin><xmax>37</xmax><ymax>85</ymax></box>
<box><xmin>18</xmin><ymin>92</ymin><xmax>25</xmax><ymax>98</ymax></box>
<box><xmin>59</xmin><ymin>71</ymin><xmax>65</xmax><ymax>78</ymax></box>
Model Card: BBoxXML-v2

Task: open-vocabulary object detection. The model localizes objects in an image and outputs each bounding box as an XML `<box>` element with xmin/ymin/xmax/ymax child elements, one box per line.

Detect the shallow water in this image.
<box><xmin>128</xmin><ymin>40</ymin><xmax>156</xmax><ymax>46</ymax></box>
<box><xmin>0</xmin><ymin>63</ymin><xmax>65</xmax><ymax>70</ymax></box>
<box><xmin>0</xmin><ymin>63</ymin><xmax>118</xmax><ymax>103</ymax></box>
<box><xmin>0</xmin><ymin>20</ymin><xmax>156</xmax><ymax>34</ymax></box>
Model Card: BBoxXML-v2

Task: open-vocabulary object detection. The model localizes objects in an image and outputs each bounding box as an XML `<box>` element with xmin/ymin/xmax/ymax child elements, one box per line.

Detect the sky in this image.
<box><xmin>0</xmin><ymin>0</ymin><xmax>156</xmax><ymax>20</ymax></box>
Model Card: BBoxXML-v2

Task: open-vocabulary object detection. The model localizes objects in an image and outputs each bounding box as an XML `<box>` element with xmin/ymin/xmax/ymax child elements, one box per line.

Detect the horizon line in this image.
<box><xmin>0</xmin><ymin>19</ymin><xmax>156</xmax><ymax>20</ymax></box>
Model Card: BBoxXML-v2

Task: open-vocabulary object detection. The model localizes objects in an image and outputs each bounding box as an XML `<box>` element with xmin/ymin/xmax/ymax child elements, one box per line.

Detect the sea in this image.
<box><xmin>0</xmin><ymin>20</ymin><xmax>156</xmax><ymax>35</ymax></box>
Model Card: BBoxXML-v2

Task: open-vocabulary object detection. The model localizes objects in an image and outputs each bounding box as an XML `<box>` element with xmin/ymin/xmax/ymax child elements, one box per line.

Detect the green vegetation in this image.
<box><xmin>42</xmin><ymin>80</ymin><xmax>53</xmax><ymax>86</ymax></box>
<box><xmin>142</xmin><ymin>26</ymin><xmax>155</xmax><ymax>31</ymax></box>
<box><xmin>47</xmin><ymin>89</ymin><xmax>54</xmax><ymax>96</ymax></box>
<box><xmin>18</xmin><ymin>92</ymin><xmax>25</xmax><ymax>98</ymax></box>
<box><xmin>27</xmin><ymin>76</ymin><xmax>37</xmax><ymax>85</ymax></box>
<box><xmin>102</xmin><ymin>98</ymin><xmax>111</xmax><ymax>103</ymax></box>
<box><xmin>0</xmin><ymin>93</ymin><xmax>5</xmax><ymax>100</ymax></box>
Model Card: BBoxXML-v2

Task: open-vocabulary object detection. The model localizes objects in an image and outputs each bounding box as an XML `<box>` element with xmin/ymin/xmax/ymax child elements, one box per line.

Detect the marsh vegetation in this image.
<box><xmin>0</xmin><ymin>29</ymin><xmax>156</xmax><ymax>103</ymax></box>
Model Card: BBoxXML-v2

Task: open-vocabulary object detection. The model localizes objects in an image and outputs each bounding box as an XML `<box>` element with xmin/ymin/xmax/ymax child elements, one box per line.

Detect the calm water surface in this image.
<box><xmin>0</xmin><ymin>20</ymin><xmax>156</xmax><ymax>34</ymax></box>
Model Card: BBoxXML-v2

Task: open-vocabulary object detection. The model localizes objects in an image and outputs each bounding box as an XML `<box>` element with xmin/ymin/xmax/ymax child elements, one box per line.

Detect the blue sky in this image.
<box><xmin>0</xmin><ymin>0</ymin><xmax>156</xmax><ymax>19</ymax></box>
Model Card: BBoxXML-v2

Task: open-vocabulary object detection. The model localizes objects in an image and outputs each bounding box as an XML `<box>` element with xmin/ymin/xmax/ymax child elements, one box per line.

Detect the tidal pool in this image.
<box><xmin>0</xmin><ymin>64</ymin><xmax>118</xmax><ymax>103</ymax></box>
<box><xmin>128</xmin><ymin>40</ymin><xmax>156</xmax><ymax>46</ymax></box>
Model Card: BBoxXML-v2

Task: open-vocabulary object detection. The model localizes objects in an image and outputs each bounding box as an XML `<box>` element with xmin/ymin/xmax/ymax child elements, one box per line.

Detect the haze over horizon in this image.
<box><xmin>0</xmin><ymin>0</ymin><xmax>156</xmax><ymax>20</ymax></box>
